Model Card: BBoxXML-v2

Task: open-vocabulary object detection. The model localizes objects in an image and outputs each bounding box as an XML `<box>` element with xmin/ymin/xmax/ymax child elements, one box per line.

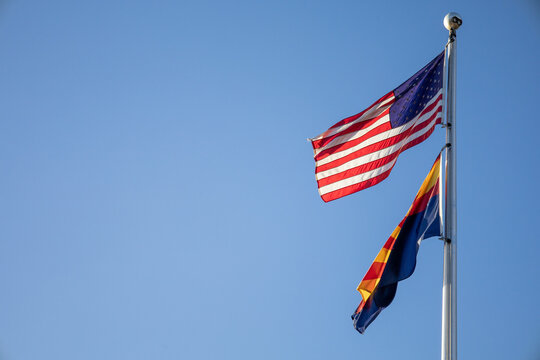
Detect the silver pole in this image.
<box><xmin>442</xmin><ymin>12</ymin><xmax>462</xmax><ymax>360</ymax></box>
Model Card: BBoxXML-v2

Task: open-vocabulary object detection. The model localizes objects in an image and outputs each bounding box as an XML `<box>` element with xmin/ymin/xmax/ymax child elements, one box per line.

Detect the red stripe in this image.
<box><xmin>401</xmin><ymin>121</ymin><xmax>438</xmax><ymax>154</ymax></box>
<box><xmin>355</xmin><ymin>299</ymin><xmax>366</xmax><ymax>314</ymax></box>
<box><xmin>383</xmin><ymin>235</ymin><xmax>397</xmax><ymax>249</ymax></box>
<box><xmin>315</xmin><ymin>93</ymin><xmax>441</xmax><ymax>152</ymax></box>
<box><xmin>320</xmin><ymin>167</ymin><xmax>394</xmax><ymax>202</ymax></box>
<box><xmin>315</xmin><ymin>127</ymin><xmax>409</xmax><ymax>173</ymax></box>
<box><xmin>318</xmin><ymin>122</ymin><xmax>441</xmax><ymax>200</ymax></box>
<box><xmin>314</xmin><ymin>119</ymin><xmax>391</xmax><ymax>161</ymax></box>
<box><xmin>315</xmin><ymin>105</ymin><xmax>441</xmax><ymax>174</ymax></box>
<box><xmin>360</xmin><ymin>235</ymin><xmax>399</xmax><ymax>281</ymax></box>
<box><xmin>312</xmin><ymin>109</ymin><xmax>391</xmax><ymax>151</ymax></box>
<box><xmin>315</xmin><ymin>118</ymin><xmax>422</xmax><ymax>175</ymax></box>
<box><xmin>363</xmin><ymin>262</ymin><xmax>386</xmax><ymax>280</ymax></box>
<box><xmin>417</xmin><ymin>94</ymin><xmax>443</xmax><ymax>119</ymax></box>
<box><xmin>317</xmin><ymin>111</ymin><xmax>442</xmax><ymax>191</ymax></box>
<box><xmin>316</xmin><ymin>96</ymin><xmax>443</xmax><ymax>202</ymax></box>
<box><xmin>317</xmin><ymin>151</ymin><xmax>399</xmax><ymax>188</ymax></box>
<box><xmin>409</xmin><ymin>106</ymin><xmax>442</xmax><ymax>135</ymax></box>
<box><xmin>408</xmin><ymin>180</ymin><xmax>440</xmax><ymax>215</ymax></box>
<box><xmin>328</xmin><ymin>91</ymin><xmax>394</xmax><ymax>130</ymax></box>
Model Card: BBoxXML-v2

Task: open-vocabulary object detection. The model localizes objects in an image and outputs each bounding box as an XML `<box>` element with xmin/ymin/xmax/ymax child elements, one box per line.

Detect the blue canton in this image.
<box><xmin>389</xmin><ymin>51</ymin><xmax>444</xmax><ymax>128</ymax></box>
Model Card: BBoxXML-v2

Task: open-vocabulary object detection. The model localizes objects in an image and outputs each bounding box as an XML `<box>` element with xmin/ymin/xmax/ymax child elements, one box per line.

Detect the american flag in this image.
<box><xmin>310</xmin><ymin>51</ymin><xmax>445</xmax><ymax>202</ymax></box>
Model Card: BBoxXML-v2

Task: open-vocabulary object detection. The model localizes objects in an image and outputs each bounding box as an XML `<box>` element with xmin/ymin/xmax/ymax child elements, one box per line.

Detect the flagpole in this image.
<box><xmin>442</xmin><ymin>12</ymin><xmax>462</xmax><ymax>360</ymax></box>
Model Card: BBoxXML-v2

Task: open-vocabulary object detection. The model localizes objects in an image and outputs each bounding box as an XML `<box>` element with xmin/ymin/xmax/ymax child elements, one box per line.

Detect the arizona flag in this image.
<box><xmin>352</xmin><ymin>155</ymin><xmax>442</xmax><ymax>334</ymax></box>
<box><xmin>310</xmin><ymin>51</ymin><xmax>444</xmax><ymax>202</ymax></box>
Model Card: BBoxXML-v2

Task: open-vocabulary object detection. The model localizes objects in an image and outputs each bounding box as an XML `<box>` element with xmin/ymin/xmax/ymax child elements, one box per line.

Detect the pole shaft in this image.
<box><xmin>442</xmin><ymin>30</ymin><xmax>458</xmax><ymax>360</ymax></box>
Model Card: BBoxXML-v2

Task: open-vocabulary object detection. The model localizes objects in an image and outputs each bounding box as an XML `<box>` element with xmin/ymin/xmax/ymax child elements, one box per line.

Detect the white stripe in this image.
<box><xmin>316</xmin><ymin>95</ymin><xmax>442</xmax><ymax>168</ymax></box>
<box><xmin>319</xmin><ymin>118</ymin><xmax>439</xmax><ymax>195</ymax></box>
<box><xmin>314</xmin><ymin>89</ymin><xmax>442</xmax><ymax>160</ymax></box>
<box><xmin>316</xmin><ymin>112</ymin><xmax>441</xmax><ymax>181</ymax></box>
<box><xmin>310</xmin><ymin>95</ymin><xmax>395</xmax><ymax>142</ymax></box>
<box><xmin>318</xmin><ymin>157</ymin><xmax>399</xmax><ymax>196</ymax></box>
<box><xmin>313</xmin><ymin>111</ymin><xmax>390</xmax><ymax>157</ymax></box>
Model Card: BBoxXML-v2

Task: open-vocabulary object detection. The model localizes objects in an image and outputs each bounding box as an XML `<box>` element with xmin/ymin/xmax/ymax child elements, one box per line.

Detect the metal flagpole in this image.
<box><xmin>442</xmin><ymin>12</ymin><xmax>462</xmax><ymax>360</ymax></box>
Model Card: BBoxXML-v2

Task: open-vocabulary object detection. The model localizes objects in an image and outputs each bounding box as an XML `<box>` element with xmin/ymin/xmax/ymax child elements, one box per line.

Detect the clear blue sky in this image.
<box><xmin>1</xmin><ymin>0</ymin><xmax>539</xmax><ymax>359</ymax></box>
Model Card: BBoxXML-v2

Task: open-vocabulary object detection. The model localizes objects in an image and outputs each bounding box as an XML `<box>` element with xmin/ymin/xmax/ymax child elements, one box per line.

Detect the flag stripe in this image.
<box><xmin>356</xmin><ymin>231</ymin><xmax>400</xmax><ymax>300</ymax></box>
<box><xmin>408</xmin><ymin>182</ymin><xmax>440</xmax><ymax>216</ymax></box>
<box><xmin>315</xmin><ymin>104</ymin><xmax>441</xmax><ymax>183</ymax></box>
<box><xmin>363</xmin><ymin>262</ymin><xmax>387</xmax><ymax>280</ymax></box>
<box><xmin>315</xmin><ymin>102</ymin><xmax>442</xmax><ymax>198</ymax></box>
<box><xmin>314</xmin><ymin>92</ymin><xmax>395</xmax><ymax>140</ymax></box>
<box><xmin>412</xmin><ymin>157</ymin><xmax>441</xmax><ymax>199</ymax></box>
<box><xmin>311</xmin><ymin>102</ymin><xmax>394</xmax><ymax>152</ymax></box>
<box><xmin>315</xmin><ymin>92</ymin><xmax>442</xmax><ymax>168</ymax></box>
<box><xmin>317</xmin><ymin>111</ymin><xmax>441</xmax><ymax>196</ymax></box>
<box><xmin>314</xmin><ymin>92</ymin><xmax>442</xmax><ymax>159</ymax></box>
<box><xmin>314</xmin><ymin>113</ymin><xmax>392</xmax><ymax>160</ymax></box>
<box><xmin>329</xmin><ymin>92</ymin><xmax>395</xmax><ymax>130</ymax></box>
<box><xmin>319</xmin><ymin>163</ymin><xmax>396</xmax><ymax>201</ymax></box>
<box><xmin>313</xmin><ymin>105</ymin><xmax>393</xmax><ymax>156</ymax></box>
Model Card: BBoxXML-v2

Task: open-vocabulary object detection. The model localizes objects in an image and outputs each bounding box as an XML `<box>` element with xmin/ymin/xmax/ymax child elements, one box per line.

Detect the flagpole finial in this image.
<box><xmin>444</xmin><ymin>12</ymin><xmax>462</xmax><ymax>31</ymax></box>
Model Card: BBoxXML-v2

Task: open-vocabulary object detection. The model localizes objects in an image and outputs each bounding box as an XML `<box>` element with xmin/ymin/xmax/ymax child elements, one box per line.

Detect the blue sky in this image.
<box><xmin>1</xmin><ymin>0</ymin><xmax>539</xmax><ymax>359</ymax></box>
